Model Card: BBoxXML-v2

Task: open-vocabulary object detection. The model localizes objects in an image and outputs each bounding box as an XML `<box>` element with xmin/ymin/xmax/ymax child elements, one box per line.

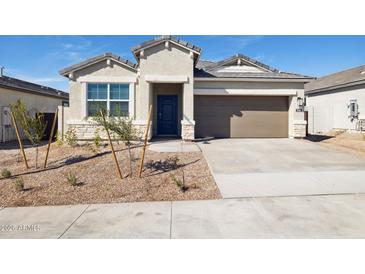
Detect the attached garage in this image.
<box><xmin>194</xmin><ymin>95</ymin><xmax>289</xmax><ymax>138</ymax></box>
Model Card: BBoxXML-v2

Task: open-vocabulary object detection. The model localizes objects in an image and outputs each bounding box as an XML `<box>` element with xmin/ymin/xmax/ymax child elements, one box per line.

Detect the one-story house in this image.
<box><xmin>0</xmin><ymin>71</ymin><xmax>69</xmax><ymax>142</ymax></box>
<box><xmin>59</xmin><ymin>36</ymin><xmax>313</xmax><ymax>141</ymax></box>
<box><xmin>305</xmin><ymin>64</ymin><xmax>365</xmax><ymax>134</ymax></box>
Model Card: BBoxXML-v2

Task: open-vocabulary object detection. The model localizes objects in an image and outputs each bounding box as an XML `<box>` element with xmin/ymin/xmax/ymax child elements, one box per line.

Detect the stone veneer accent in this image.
<box><xmin>181</xmin><ymin>120</ymin><xmax>195</xmax><ymax>141</ymax></box>
<box><xmin>292</xmin><ymin>120</ymin><xmax>307</xmax><ymax>138</ymax></box>
<box><xmin>132</xmin><ymin>122</ymin><xmax>153</xmax><ymax>140</ymax></box>
<box><xmin>66</xmin><ymin>121</ymin><xmax>150</xmax><ymax>141</ymax></box>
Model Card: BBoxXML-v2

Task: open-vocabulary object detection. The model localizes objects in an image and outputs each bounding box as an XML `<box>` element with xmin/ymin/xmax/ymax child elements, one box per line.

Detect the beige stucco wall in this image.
<box><xmin>194</xmin><ymin>81</ymin><xmax>304</xmax><ymax>90</ymax></box>
<box><xmin>306</xmin><ymin>84</ymin><xmax>365</xmax><ymax>134</ymax></box>
<box><xmin>136</xmin><ymin>43</ymin><xmax>194</xmax><ymax>124</ymax></box>
<box><xmin>61</xmin><ymin>43</ymin><xmax>309</xmax><ymax>140</ymax></box>
<box><xmin>0</xmin><ymin>87</ymin><xmax>65</xmax><ymax>142</ymax></box>
<box><xmin>194</xmin><ymin>80</ymin><xmax>306</xmax><ymax>138</ymax></box>
<box><xmin>66</xmin><ymin>59</ymin><xmax>137</xmax><ymax>122</ymax></box>
<box><xmin>60</xmin><ymin>59</ymin><xmax>138</xmax><ymax>138</ymax></box>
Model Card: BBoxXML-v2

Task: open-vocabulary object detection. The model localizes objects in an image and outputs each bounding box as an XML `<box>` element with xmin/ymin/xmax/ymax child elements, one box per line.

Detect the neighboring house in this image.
<box><xmin>59</xmin><ymin>36</ymin><xmax>312</xmax><ymax>141</ymax></box>
<box><xmin>0</xmin><ymin>71</ymin><xmax>69</xmax><ymax>142</ymax></box>
<box><xmin>305</xmin><ymin>65</ymin><xmax>365</xmax><ymax>134</ymax></box>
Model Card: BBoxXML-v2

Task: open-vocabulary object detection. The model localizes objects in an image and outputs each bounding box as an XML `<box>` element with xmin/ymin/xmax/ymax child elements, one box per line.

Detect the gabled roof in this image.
<box><xmin>59</xmin><ymin>52</ymin><xmax>137</xmax><ymax>77</ymax></box>
<box><xmin>205</xmin><ymin>54</ymin><xmax>279</xmax><ymax>73</ymax></box>
<box><xmin>305</xmin><ymin>64</ymin><xmax>365</xmax><ymax>94</ymax></box>
<box><xmin>194</xmin><ymin>54</ymin><xmax>313</xmax><ymax>81</ymax></box>
<box><xmin>132</xmin><ymin>36</ymin><xmax>201</xmax><ymax>62</ymax></box>
<box><xmin>0</xmin><ymin>75</ymin><xmax>68</xmax><ymax>100</ymax></box>
<box><xmin>132</xmin><ymin>35</ymin><xmax>201</xmax><ymax>54</ymax></box>
<box><xmin>194</xmin><ymin>69</ymin><xmax>313</xmax><ymax>80</ymax></box>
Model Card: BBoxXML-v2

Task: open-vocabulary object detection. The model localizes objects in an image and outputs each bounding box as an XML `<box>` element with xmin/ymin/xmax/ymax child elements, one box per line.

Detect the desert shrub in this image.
<box><xmin>171</xmin><ymin>174</ymin><xmax>188</xmax><ymax>192</ymax></box>
<box><xmin>14</xmin><ymin>178</ymin><xmax>24</xmax><ymax>191</ymax></box>
<box><xmin>10</xmin><ymin>99</ymin><xmax>47</xmax><ymax>169</ymax></box>
<box><xmin>56</xmin><ymin>130</ymin><xmax>63</xmax><ymax>146</ymax></box>
<box><xmin>66</xmin><ymin>172</ymin><xmax>78</xmax><ymax>186</ymax></box>
<box><xmin>1</xmin><ymin>168</ymin><xmax>11</xmax><ymax>178</ymax></box>
<box><xmin>65</xmin><ymin>128</ymin><xmax>77</xmax><ymax>147</ymax></box>
<box><xmin>93</xmin><ymin>131</ymin><xmax>102</xmax><ymax>148</ymax></box>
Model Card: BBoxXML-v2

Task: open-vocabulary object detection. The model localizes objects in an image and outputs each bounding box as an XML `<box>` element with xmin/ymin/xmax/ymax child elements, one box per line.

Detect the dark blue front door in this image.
<box><xmin>157</xmin><ymin>95</ymin><xmax>178</xmax><ymax>135</ymax></box>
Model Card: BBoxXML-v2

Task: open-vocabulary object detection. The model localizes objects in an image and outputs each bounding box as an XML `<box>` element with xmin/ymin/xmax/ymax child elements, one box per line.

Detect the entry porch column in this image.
<box><xmin>181</xmin><ymin>80</ymin><xmax>195</xmax><ymax>141</ymax></box>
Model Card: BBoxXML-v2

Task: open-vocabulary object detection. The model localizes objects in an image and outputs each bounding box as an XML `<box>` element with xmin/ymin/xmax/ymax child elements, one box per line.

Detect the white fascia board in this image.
<box><xmin>145</xmin><ymin>75</ymin><xmax>188</xmax><ymax>83</ymax></box>
<box><xmin>194</xmin><ymin>77</ymin><xmax>312</xmax><ymax>83</ymax></box>
<box><xmin>194</xmin><ymin>88</ymin><xmax>298</xmax><ymax>96</ymax></box>
<box><xmin>134</xmin><ymin>40</ymin><xmax>200</xmax><ymax>56</ymax></box>
<box><xmin>78</xmin><ymin>76</ymin><xmax>137</xmax><ymax>83</ymax></box>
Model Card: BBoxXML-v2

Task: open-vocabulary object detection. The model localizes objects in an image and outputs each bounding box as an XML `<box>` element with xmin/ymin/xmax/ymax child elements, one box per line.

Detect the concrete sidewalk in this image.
<box><xmin>1</xmin><ymin>194</ymin><xmax>365</xmax><ymax>239</ymax></box>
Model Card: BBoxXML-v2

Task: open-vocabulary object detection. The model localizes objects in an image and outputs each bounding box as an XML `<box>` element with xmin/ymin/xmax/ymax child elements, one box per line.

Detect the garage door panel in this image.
<box><xmin>194</xmin><ymin>96</ymin><xmax>288</xmax><ymax>138</ymax></box>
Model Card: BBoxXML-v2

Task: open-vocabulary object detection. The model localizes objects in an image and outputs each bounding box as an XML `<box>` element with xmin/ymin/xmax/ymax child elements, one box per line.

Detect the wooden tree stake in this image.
<box><xmin>138</xmin><ymin>105</ymin><xmax>153</xmax><ymax>178</ymax></box>
<box><xmin>43</xmin><ymin>108</ymin><xmax>58</xmax><ymax>169</ymax></box>
<box><xmin>101</xmin><ymin>110</ymin><xmax>123</xmax><ymax>179</ymax></box>
<box><xmin>10</xmin><ymin>110</ymin><xmax>29</xmax><ymax>169</ymax></box>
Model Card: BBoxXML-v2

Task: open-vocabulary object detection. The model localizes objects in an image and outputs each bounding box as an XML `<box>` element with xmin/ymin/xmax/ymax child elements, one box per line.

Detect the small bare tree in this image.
<box><xmin>108</xmin><ymin>116</ymin><xmax>138</xmax><ymax>177</ymax></box>
<box><xmin>93</xmin><ymin>108</ymin><xmax>137</xmax><ymax>177</ymax></box>
<box><xmin>10</xmin><ymin>99</ymin><xmax>47</xmax><ymax>169</ymax></box>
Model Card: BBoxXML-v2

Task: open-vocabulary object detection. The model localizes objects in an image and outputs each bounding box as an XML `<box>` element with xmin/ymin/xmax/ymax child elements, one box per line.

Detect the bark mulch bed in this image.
<box><xmin>0</xmin><ymin>142</ymin><xmax>221</xmax><ymax>207</ymax></box>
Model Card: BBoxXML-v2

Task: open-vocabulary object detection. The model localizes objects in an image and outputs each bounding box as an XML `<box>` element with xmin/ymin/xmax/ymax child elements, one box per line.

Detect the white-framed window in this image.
<box><xmin>87</xmin><ymin>83</ymin><xmax>130</xmax><ymax>116</ymax></box>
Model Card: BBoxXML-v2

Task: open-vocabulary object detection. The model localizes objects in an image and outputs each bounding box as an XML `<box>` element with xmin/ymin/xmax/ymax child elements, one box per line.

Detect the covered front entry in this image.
<box><xmin>157</xmin><ymin>95</ymin><xmax>178</xmax><ymax>135</ymax></box>
<box><xmin>194</xmin><ymin>95</ymin><xmax>289</xmax><ymax>138</ymax></box>
<box><xmin>152</xmin><ymin>83</ymin><xmax>183</xmax><ymax>137</ymax></box>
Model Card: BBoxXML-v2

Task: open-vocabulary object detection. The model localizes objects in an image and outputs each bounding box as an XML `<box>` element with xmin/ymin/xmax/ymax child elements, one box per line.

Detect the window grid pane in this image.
<box><xmin>87</xmin><ymin>83</ymin><xmax>130</xmax><ymax>117</ymax></box>
<box><xmin>110</xmin><ymin>102</ymin><xmax>129</xmax><ymax>116</ymax></box>
<box><xmin>87</xmin><ymin>83</ymin><xmax>108</xmax><ymax>100</ymax></box>
<box><xmin>119</xmin><ymin>84</ymin><xmax>129</xmax><ymax>100</ymax></box>
<box><xmin>98</xmin><ymin>84</ymin><xmax>108</xmax><ymax>99</ymax></box>
<box><xmin>88</xmin><ymin>101</ymin><xmax>107</xmax><ymax>116</ymax></box>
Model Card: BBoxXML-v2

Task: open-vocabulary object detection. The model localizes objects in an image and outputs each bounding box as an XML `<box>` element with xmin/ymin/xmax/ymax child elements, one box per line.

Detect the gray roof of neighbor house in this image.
<box><xmin>195</xmin><ymin>55</ymin><xmax>313</xmax><ymax>81</ymax></box>
<box><xmin>0</xmin><ymin>75</ymin><xmax>69</xmax><ymax>100</ymax></box>
<box><xmin>305</xmin><ymin>64</ymin><xmax>365</xmax><ymax>94</ymax></box>
<box><xmin>132</xmin><ymin>35</ymin><xmax>202</xmax><ymax>54</ymax></box>
<box><xmin>59</xmin><ymin>52</ymin><xmax>137</xmax><ymax>76</ymax></box>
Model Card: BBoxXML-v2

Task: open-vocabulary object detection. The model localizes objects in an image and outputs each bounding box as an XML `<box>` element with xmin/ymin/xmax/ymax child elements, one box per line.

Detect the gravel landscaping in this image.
<box><xmin>0</xmin><ymin>141</ymin><xmax>221</xmax><ymax>207</ymax></box>
<box><xmin>305</xmin><ymin>131</ymin><xmax>365</xmax><ymax>158</ymax></box>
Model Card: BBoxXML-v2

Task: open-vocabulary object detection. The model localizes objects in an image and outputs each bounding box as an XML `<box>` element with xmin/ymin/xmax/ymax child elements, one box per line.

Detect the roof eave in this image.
<box><xmin>59</xmin><ymin>54</ymin><xmax>137</xmax><ymax>78</ymax></box>
<box><xmin>132</xmin><ymin>37</ymin><xmax>201</xmax><ymax>64</ymax></box>
<box><xmin>305</xmin><ymin>79</ymin><xmax>365</xmax><ymax>95</ymax></box>
<box><xmin>206</xmin><ymin>54</ymin><xmax>279</xmax><ymax>73</ymax></box>
<box><xmin>194</xmin><ymin>77</ymin><xmax>314</xmax><ymax>83</ymax></box>
<box><xmin>0</xmin><ymin>83</ymin><xmax>69</xmax><ymax>100</ymax></box>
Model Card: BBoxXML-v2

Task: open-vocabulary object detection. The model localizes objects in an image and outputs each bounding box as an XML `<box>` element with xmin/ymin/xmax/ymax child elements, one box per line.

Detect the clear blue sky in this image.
<box><xmin>1</xmin><ymin>35</ymin><xmax>365</xmax><ymax>91</ymax></box>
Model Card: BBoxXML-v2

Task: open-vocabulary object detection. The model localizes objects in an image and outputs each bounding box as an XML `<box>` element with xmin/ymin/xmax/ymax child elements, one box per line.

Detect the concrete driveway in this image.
<box><xmin>198</xmin><ymin>139</ymin><xmax>365</xmax><ymax>198</ymax></box>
